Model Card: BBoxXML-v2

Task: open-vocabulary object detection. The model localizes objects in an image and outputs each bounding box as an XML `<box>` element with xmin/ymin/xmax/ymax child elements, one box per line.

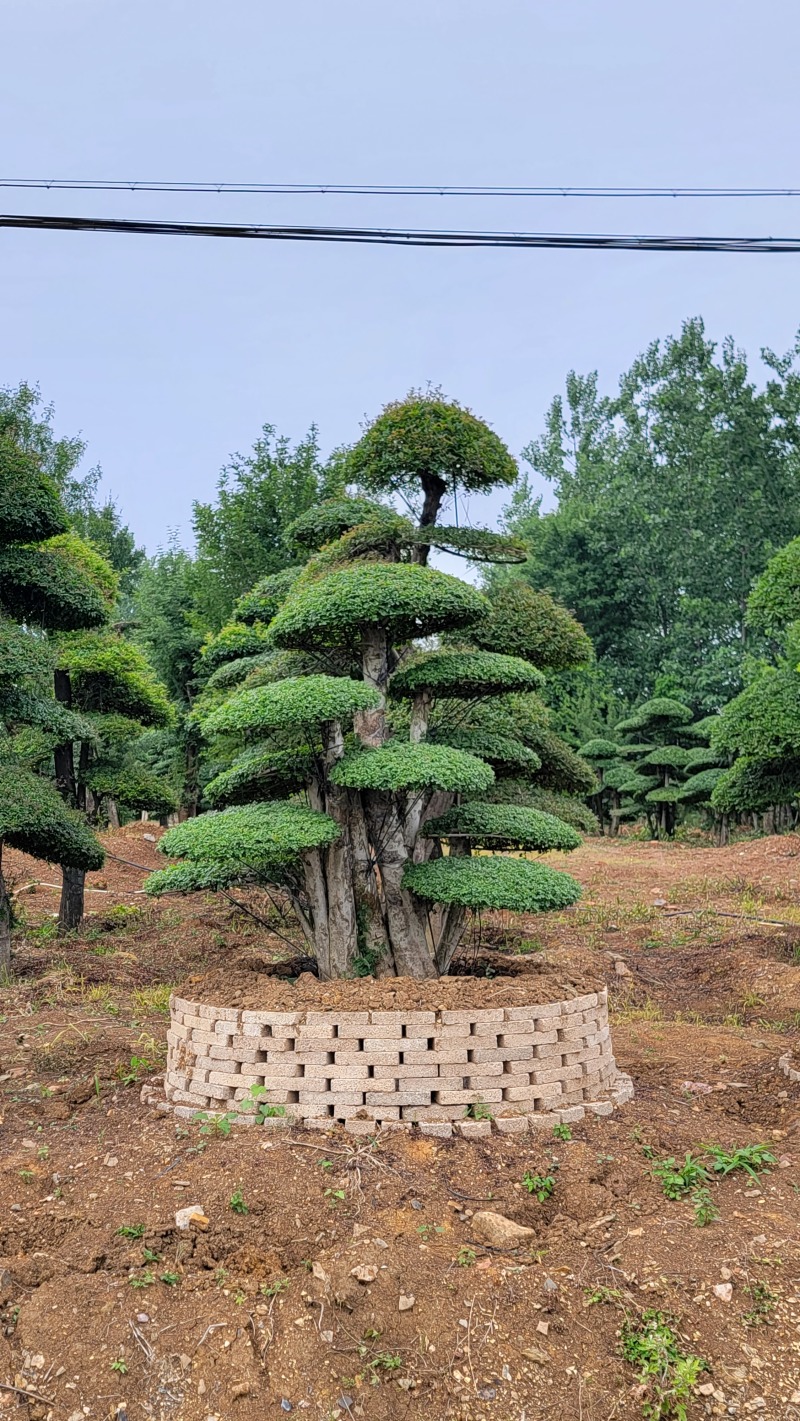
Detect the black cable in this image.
<box><xmin>5</xmin><ymin>178</ymin><xmax>800</xmax><ymax>199</ymax></box>
<box><xmin>3</xmin><ymin>211</ymin><xmax>800</xmax><ymax>252</ymax></box>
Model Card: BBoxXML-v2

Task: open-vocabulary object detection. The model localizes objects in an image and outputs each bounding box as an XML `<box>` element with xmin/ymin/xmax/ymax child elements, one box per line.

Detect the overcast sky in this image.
<box><xmin>3</xmin><ymin>0</ymin><xmax>800</xmax><ymax>553</ymax></box>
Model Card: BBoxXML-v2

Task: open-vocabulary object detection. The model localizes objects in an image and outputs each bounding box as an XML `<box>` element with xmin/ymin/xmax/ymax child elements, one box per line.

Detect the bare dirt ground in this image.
<box><xmin>1</xmin><ymin>825</ymin><xmax>799</xmax><ymax>1421</ymax></box>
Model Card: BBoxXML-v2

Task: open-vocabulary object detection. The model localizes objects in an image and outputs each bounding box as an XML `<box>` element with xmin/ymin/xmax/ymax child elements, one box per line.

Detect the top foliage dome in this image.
<box><xmin>0</xmin><ymin>439</ymin><xmax>68</xmax><ymax>547</ymax></box>
<box><xmin>346</xmin><ymin>392</ymin><xmax>518</xmax><ymax>503</ymax></box>
<box><xmin>390</xmin><ymin>650</ymin><xmax>543</xmax><ymax>700</ymax></box>
<box><xmin>615</xmin><ymin>697</ymin><xmax>693</xmax><ymax>733</ymax></box>
<box><xmin>269</xmin><ymin>562</ymin><xmax>489</xmax><ymax>649</ymax></box>
<box><xmin>746</xmin><ymin>536</ymin><xmax>800</xmax><ymax>636</ymax></box>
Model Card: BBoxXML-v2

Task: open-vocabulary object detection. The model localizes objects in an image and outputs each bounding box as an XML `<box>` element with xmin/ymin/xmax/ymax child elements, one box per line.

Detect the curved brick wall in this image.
<box><xmin>161</xmin><ymin>986</ymin><xmax>632</xmax><ymax>1136</ymax></box>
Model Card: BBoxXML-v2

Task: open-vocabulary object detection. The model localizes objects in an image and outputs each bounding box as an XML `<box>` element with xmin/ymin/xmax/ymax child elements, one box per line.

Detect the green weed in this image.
<box><xmin>619</xmin><ymin>1310</ymin><xmax>704</xmax><ymax>1420</ymax></box>
<box><xmin>705</xmin><ymin>1143</ymin><xmax>776</xmax><ymax>1179</ymax></box>
<box><xmin>552</xmin><ymin>1122</ymin><xmax>572</xmax><ymax>1141</ymax></box>
<box><xmin>691</xmin><ymin>1189</ymin><xmax>719</xmax><ymax>1226</ymax></box>
<box><xmin>651</xmin><ymin>1153</ymin><xmax>709</xmax><ymax>1200</ymax></box>
<box><xmin>522</xmin><ymin>1172</ymin><xmax>555</xmax><ymax>1202</ymax></box>
<box><xmin>116</xmin><ymin>1222</ymin><xmax>146</xmax><ymax>1239</ymax></box>
<box><xmin>229</xmin><ymin>1188</ymin><xmax>249</xmax><ymax>1215</ymax></box>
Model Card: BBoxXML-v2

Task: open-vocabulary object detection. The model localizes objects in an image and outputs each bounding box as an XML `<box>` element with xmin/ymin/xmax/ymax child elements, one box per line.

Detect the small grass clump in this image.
<box><xmin>522</xmin><ymin>1171</ymin><xmax>555</xmax><ymax>1202</ymax></box>
<box><xmin>651</xmin><ymin>1153</ymin><xmax>709</xmax><ymax>1201</ymax></box>
<box><xmin>619</xmin><ymin>1310</ymin><xmax>705</xmax><ymax>1420</ymax></box>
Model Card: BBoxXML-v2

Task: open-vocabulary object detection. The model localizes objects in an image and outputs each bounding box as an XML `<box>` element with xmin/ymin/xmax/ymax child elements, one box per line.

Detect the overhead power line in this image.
<box><xmin>1</xmin><ymin>212</ymin><xmax>799</xmax><ymax>252</ymax></box>
<box><xmin>3</xmin><ymin>178</ymin><xmax>800</xmax><ymax>199</ymax></box>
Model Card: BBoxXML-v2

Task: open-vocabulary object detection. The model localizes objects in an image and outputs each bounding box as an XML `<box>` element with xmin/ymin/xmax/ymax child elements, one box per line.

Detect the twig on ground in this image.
<box><xmin>0</xmin><ymin>1382</ymin><xmax>53</xmax><ymax>1404</ymax></box>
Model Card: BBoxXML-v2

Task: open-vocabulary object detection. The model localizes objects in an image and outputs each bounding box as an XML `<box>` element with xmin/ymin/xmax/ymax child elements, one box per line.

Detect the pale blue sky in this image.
<box><xmin>2</xmin><ymin>0</ymin><xmax>800</xmax><ymax>551</ymax></box>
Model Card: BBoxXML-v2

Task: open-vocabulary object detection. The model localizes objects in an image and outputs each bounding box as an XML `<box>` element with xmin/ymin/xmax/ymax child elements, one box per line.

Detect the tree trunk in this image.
<box><xmin>59</xmin><ymin>865</ymin><xmax>85</xmax><ymax>935</ymax></box>
<box><xmin>0</xmin><ymin>846</ymin><xmax>12</xmax><ymax>979</ymax></box>
<box><xmin>106</xmin><ymin>799</ymin><xmax>121</xmax><ymax>829</ymax></box>
<box><xmin>409</xmin><ymin>692</ymin><xmax>431</xmax><ymax>744</ymax></box>
<box><xmin>365</xmin><ymin>792</ymin><xmax>437</xmax><ymax>977</ymax></box>
<box><xmin>412</xmin><ymin>473</ymin><xmax>447</xmax><ymax>565</ymax></box>
<box><xmin>355</xmin><ymin>628</ymin><xmax>389</xmax><ymax>747</ymax></box>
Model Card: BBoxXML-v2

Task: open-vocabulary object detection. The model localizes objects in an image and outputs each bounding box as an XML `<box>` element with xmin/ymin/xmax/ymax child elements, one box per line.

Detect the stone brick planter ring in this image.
<box><xmin>164</xmin><ymin>987</ymin><xmax>633</xmax><ymax>1137</ymax></box>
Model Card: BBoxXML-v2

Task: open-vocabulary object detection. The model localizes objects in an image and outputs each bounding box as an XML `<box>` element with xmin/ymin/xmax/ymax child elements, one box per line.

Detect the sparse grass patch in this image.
<box><xmin>619</xmin><ymin>1310</ymin><xmax>705</xmax><ymax>1420</ymax></box>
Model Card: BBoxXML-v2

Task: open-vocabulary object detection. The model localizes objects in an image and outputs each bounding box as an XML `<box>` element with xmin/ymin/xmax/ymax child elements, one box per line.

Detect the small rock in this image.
<box><xmin>713</xmin><ymin>1282</ymin><xmax>733</xmax><ymax>1302</ymax></box>
<box><xmin>197</xmin><ymin>1380</ymin><xmax>206</xmax><ymax>1395</ymax></box>
<box><xmin>321</xmin><ymin>1330</ymin><xmax>334</xmax><ymax>1343</ymax></box>
<box><xmin>743</xmin><ymin>1401</ymin><xmax>766</xmax><ymax>1414</ymax></box>
<box><xmin>520</xmin><ymin>1345</ymin><xmax>549</xmax><ymax>1364</ymax></box>
<box><xmin>720</xmin><ymin>1266</ymin><xmax>732</xmax><ymax>1281</ymax></box>
<box><xmin>350</xmin><ymin>1264</ymin><xmax>378</xmax><ymax>1284</ymax></box>
<box><xmin>230</xmin><ymin>1382</ymin><xmax>251</xmax><ymax>1399</ymax></box>
<box><xmin>472</xmin><ymin>1210</ymin><xmax>535</xmax><ymax>1248</ymax></box>
<box><xmin>311</xmin><ymin>1261</ymin><xmax>329</xmax><ymax>1282</ymax></box>
<box><xmin>543</xmin><ymin>1276</ymin><xmax>558</xmax><ymax>1294</ymax></box>
<box><xmin>790</xmin><ymin>1391</ymin><xmax>800</xmax><ymax>1405</ymax></box>
<box><xmin>698</xmin><ymin>1383</ymin><xmax>715</xmax><ymax>1396</ymax></box>
<box><xmin>614</xmin><ymin>958</ymin><xmax>632</xmax><ymax>977</ymax></box>
<box><xmin>143</xmin><ymin>832</ymin><xmax>157</xmax><ymax>842</ymax></box>
<box><xmin>410</xmin><ymin>1199</ymin><xmax>423</xmax><ymax>1210</ymax></box>
<box><xmin>175</xmin><ymin>1204</ymin><xmax>208</xmax><ymax>1230</ymax></box>
<box><xmin>477</xmin><ymin>1387</ymin><xmax>496</xmax><ymax>1400</ymax></box>
<box><xmin>280</xmin><ymin>1402</ymin><xmax>293</xmax><ymax>1413</ymax></box>
<box><xmin>397</xmin><ymin>1378</ymin><xmax>416</xmax><ymax>1391</ymax></box>
<box><xmin>399</xmin><ymin>1294</ymin><xmax>415</xmax><ymax>1311</ymax></box>
<box><xmin>104</xmin><ymin>1154</ymin><xmax>119</xmax><ymax>1167</ymax></box>
<box><xmin>536</xmin><ymin>1320</ymin><xmax>549</xmax><ymax>1335</ymax></box>
<box><xmin>136</xmin><ymin>1312</ymin><xmax>150</xmax><ymax>1323</ymax></box>
<box><xmin>337</xmin><ymin>1399</ymin><xmax>353</xmax><ymax>1410</ymax></box>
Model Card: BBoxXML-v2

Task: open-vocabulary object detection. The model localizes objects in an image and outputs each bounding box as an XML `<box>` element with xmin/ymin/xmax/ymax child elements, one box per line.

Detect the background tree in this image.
<box><xmin>501</xmin><ymin>319</ymin><xmax>800</xmax><ymax>711</ymax></box>
<box><xmin>192</xmin><ymin>424</ymin><xmax>342</xmax><ymax>628</ymax></box>
<box><xmin>146</xmin><ymin>397</ymin><xmax>589</xmax><ymax>979</ymax></box>
<box><xmin>0</xmin><ymin>436</ymin><xmax>105</xmax><ymax>970</ymax></box>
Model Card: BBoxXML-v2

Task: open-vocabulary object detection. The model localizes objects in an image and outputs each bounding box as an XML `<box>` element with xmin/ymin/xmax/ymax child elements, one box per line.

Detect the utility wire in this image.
<box><xmin>4</xmin><ymin>178</ymin><xmax>800</xmax><ymax>199</ymax></box>
<box><xmin>3</xmin><ymin>212</ymin><xmax>800</xmax><ymax>252</ymax></box>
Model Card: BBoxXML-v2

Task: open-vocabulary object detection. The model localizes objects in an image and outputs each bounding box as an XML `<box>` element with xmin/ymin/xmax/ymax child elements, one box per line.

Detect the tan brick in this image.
<box><xmin>207</xmin><ymin>1069</ymin><xmax>248</xmax><ymax>1087</ymax></box>
<box><xmin>365</xmin><ymin>1091</ymin><xmax>432</xmax><ymax>1107</ymax></box>
<box><xmin>323</xmin><ymin>1012</ymin><xmax>370</xmax><ymax>1035</ymax></box>
<box><xmin>294</xmin><ymin>1035</ymin><xmax>338</xmax><ymax>1052</ymax></box>
<box><xmin>502</xmin><ymin>1085</ymin><xmax>540</xmax><ymax>1103</ymax></box>
<box><xmin>532</xmin><ymin>1064</ymin><xmax>583</xmax><ymax>1085</ymax></box>
<box><xmin>494</xmin><ymin>1115</ymin><xmax>529</xmax><ymax>1134</ymax></box>
<box><xmin>171</xmin><ymin>994</ymin><xmax>193</xmax><ymax>1015</ymax></box>
<box><xmin>463</xmin><ymin>1060</ymin><xmax>503</xmax><ymax>1078</ymax></box>
<box><xmin>261</xmin><ymin>1063</ymin><xmax>303</xmax><ymax>1079</ymax></box>
<box><xmin>370</xmin><ymin>1010</ymin><xmax>436</xmax><ymax>1028</ymax></box>
<box><xmin>403</xmin><ymin>1047</ymin><xmax>469</xmax><ymax>1066</ymax></box>
<box><xmin>434</xmin><ymin>1025</ymin><xmax>473</xmax><ymax>1041</ymax></box>
<box><xmin>336</xmin><ymin>1049</ymin><xmax>401</xmax><ymax>1066</ymax></box>
<box><xmin>240</xmin><ymin>1021</ymin><xmax>269</xmax><ymax>1039</ymax></box>
<box><xmin>527</xmin><ymin>1112</ymin><xmax>560</xmax><ymax>1131</ymax></box>
<box><xmin>303</xmin><ymin>1011</ymin><xmax>341</xmax><ymax>1030</ymax></box>
<box><xmin>240</xmin><ymin>1009</ymin><xmax>301</xmax><ymax>1026</ymax></box>
<box><xmin>557</xmin><ymin>1023</ymin><xmax>591</xmax><ymax>1043</ymax></box>
<box><xmin>334</xmin><ymin>1104</ymin><xmax>400</xmax><ymax>1120</ymax></box>
<box><xmin>391</xmin><ymin>1036</ymin><xmax>429</xmax><ymax>1052</ymax></box>
<box><xmin>435</xmin><ymin>1088</ymin><xmax>502</xmax><ymax>1105</ymax></box>
<box><xmin>209</xmin><ymin>1045</ymin><xmax>262</xmax><ymax>1063</ymax></box>
<box><xmin>441</xmin><ymin>1008</ymin><xmax>504</xmax><ymax>1025</ymax></box>
<box><xmin>325</xmin><ymin>1092</ymin><xmax>370</xmax><ymax>1107</ymax></box>
<box><xmin>371</xmin><ymin>1065</ymin><xmax>437</xmax><ymax>1083</ymax></box>
<box><xmin>420</xmin><ymin>1121</ymin><xmax>453</xmax><ymax>1138</ymax></box>
<box><xmin>302</xmin><ymin>1117</ymin><xmax>336</xmax><ymax>1130</ymax></box>
<box><xmin>401</xmin><ymin>1103</ymin><xmax>463</xmax><ymax>1120</ymax></box>
<box><xmin>532</xmin><ymin>1041</ymin><xmax>566</xmax><ymax>1059</ymax></box>
<box><xmin>584</xmin><ymin>1099</ymin><xmax>613</xmax><ymax>1117</ymax></box>
<box><xmin>457</xmin><ymin>1119</ymin><xmax>492</xmax><ymax>1139</ymax></box>
<box><xmin>470</xmin><ymin>1045</ymin><xmax>531</xmax><ymax>1064</ymax></box>
<box><xmin>469</xmin><ymin>1022</ymin><xmax>504</xmax><ymax>1038</ymax></box>
<box><xmin>295</xmin><ymin>1051</ymin><xmax>337</xmax><ymax>1067</ymax></box>
<box><xmin>559</xmin><ymin>1105</ymin><xmax>585</xmax><ymax>1123</ymax></box>
<box><xmin>181</xmin><ymin>1013</ymin><xmax>205</xmax><ymax>1033</ymax></box>
<box><xmin>169</xmin><ymin>1087</ymin><xmax>210</xmax><ymax>1107</ymax></box>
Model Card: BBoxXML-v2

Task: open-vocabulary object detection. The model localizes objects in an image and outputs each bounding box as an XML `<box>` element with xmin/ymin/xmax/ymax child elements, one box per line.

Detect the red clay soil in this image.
<box><xmin>0</xmin><ymin>824</ymin><xmax>799</xmax><ymax>1420</ymax></box>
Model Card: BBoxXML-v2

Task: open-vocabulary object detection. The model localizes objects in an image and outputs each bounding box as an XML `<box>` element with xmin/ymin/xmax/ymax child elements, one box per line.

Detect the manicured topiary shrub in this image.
<box><xmin>148</xmin><ymin>395</ymin><xmax>589</xmax><ymax>978</ymax></box>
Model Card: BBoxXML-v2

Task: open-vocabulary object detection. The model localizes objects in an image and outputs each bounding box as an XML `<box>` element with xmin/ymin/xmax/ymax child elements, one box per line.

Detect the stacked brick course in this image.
<box><xmin>162</xmin><ymin>987</ymin><xmax>632</xmax><ymax>1133</ymax></box>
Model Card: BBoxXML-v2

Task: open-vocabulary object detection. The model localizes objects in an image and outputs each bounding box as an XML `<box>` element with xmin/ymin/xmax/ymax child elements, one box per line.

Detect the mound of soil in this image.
<box><xmin>182</xmin><ymin>952</ymin><xmax>607</xmax><ymax>1013</ymax></box>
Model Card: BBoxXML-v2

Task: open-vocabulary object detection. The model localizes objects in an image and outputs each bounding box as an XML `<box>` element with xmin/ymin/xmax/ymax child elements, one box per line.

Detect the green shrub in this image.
<box><xmin>402</xmin><ymin>854</ymin><xmax>582</xmax><ymax>912</ymax></box>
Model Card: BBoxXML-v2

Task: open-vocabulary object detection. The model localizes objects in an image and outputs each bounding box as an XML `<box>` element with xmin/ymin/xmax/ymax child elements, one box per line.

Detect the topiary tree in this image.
<box><xmin>611</xmin><ymin>697</ymin><xmax>699</xmax><ymax>838</ymax></box>
<box><xmin>0</xmin><ymin>437</ymin><xmax>106</xmax><ymax>970</ymax></box>
<box><xmin>146</xmin><ymin>400</ymin><xmax>588</xmax><ymax>978</ymax></box>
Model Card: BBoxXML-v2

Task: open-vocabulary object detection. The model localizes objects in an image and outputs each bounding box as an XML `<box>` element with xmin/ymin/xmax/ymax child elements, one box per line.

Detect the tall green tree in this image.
<box><xmin>192</xmin><ymin>424</ymin><xmax>341</xmax><ymax>628</ymax></box>
<box><xmin>503</xmin><ymin>319</ymin><xmax>800</xmax><ymax>710</ymax></box>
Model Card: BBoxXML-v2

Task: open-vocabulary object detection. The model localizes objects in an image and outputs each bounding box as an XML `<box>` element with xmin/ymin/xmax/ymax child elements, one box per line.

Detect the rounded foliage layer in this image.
<box><xmin>481</xmin><ymin>781</ymin><xmax>599</xmax><ymax>833</ymax></box>
<box><xmin>0</xmin><ymin>619</ymin><xmax>53</xmax><ymax>685</ymax></box>
<box><xmin>747</xmin><ymin>537</ymin><xmax>800</xmax><ymax>636</ymax></box>
<box><xmin>676</xmin><ymin>767</ymin><xmax>725</xmax><ymax>802</ymax></box>
<box><xmin>285</xmin><ymin>498</ymin><xmax>391</xmax><ymax>552</ymax></box>
<box><xmin>0</xmin><ymin>766</ymin><xmax>104</xmax><ymax>869</ymax></box>
<box><xmin>200</xmin><ymin>622</ymin><xmax>273</xmax><ymax>672</ymax></box>
<box><xmin>471</xmin><ymin>582</ymin><xmax>592</xmax><ymax>671</ymax></box>
<box><xmin>711</xmin><ymin>667</ymin><xmax>800</xmax><ymax>760</ymax></box>
<box><xmin>638</xmin><ymin>745</ymin><xmax>691</xmax><ymax>771</ymax></box>
<box><xmin>330</xmin><ymin>740</ymin><xmax>494</xmax><ymax>794</ymax></box>
<box><xmin>402</xmin><ymin>854</ymin><xmax>582</xmax><ymax>913</ymax></box>
<box><xmin>205</xmin><ymin>747</ymin><xmax>315</xmax><ymax>807</ymax></box>
<box><xmin>424</xmin><ymin>802</ymin><xmax>582</xmax><ymax>852</ymax></box>
<box><xmin>684</xmin><ymin>745</ymin><xmax>722</xmax><ymax>771</ymax></box>
<box><xmin>158</xmin><ymin>801</ymin><xmax>340</xmax><ymax>869</ymax></box>
<box><xmin>429</xmin><ymin>728</ymin><xmax>540</xmax><ymax>772</ymax></box>
<box><xmin>615</xmin><ymin>697</ymin><xmax>693</xmax><ymax>733</ymax></box>
<box><xmin>711</xmin><ymin>756</ymin><xmax>800</xmax><ymax>813</ymax></box>
<box><xmin>526</xmin><ymin>727</ymin><xmax>596</xmax><ymax>794</ymax></box>
<box><xmin>0</xmin><ymin>439</ymin><xmax>67</xmax><ymax>547</ymax></box>
<box><xmin>390</xmin><ymin>650</ymin><xmax>543</xmax><ymax>700</ymax></box>
<box><xmin>347</xmin><ymin>393</ymin><xmax>518</xmax><ymax>500</ymax></box>
<box><xmin>203</xmin><ymin>674</ymin><xmax>380</xmax><ymax>738</ymax></box>
<box><xmin>45</xmin><ymin>533</ymin><xmax>119</xmax><ymax>607</ymax></box>
<box><xmin>87</xmin><ymin>765</ymin><xmax>178</xmax><ymax>816</ymax></box>
<box><xmin>56</xmin><ymin>632</ymin><xmax>173</xmax><ymax>726</ymax></box>
<box><xmin>270</xmin><ymin>562</ymin><xmax>489</xmax><ymax>649</ymax></box>
<box><xmin>233</xmin><ymin>568</ymin><xmax>301</xmax><ymax>625</ymax></box>
<box><xmin>0</xmin><ymin>545</ymin><xmax>108</xmax><ymax>631</ymax></box>
<box><xmin>579</xmin><ymin>737</ymin><xmax>622</xmax><ymax>762</ymax></box>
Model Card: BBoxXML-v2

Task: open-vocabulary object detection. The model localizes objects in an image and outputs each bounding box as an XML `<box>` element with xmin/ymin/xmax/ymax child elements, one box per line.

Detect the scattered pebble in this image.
<box><xmin>713</xmin><ymin>1282</ymin><xmax>733</xmax><ymax>1302</ymax></box>
<box><xmin>399</xmin><ymin>1294</ymin><xmax>415</xmax><ymax>1311</ymax></box>
<box><xmin>350</xmin><ymin>1264</ymin><xmax>378</xmax><ymax>1283</ymax></box>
